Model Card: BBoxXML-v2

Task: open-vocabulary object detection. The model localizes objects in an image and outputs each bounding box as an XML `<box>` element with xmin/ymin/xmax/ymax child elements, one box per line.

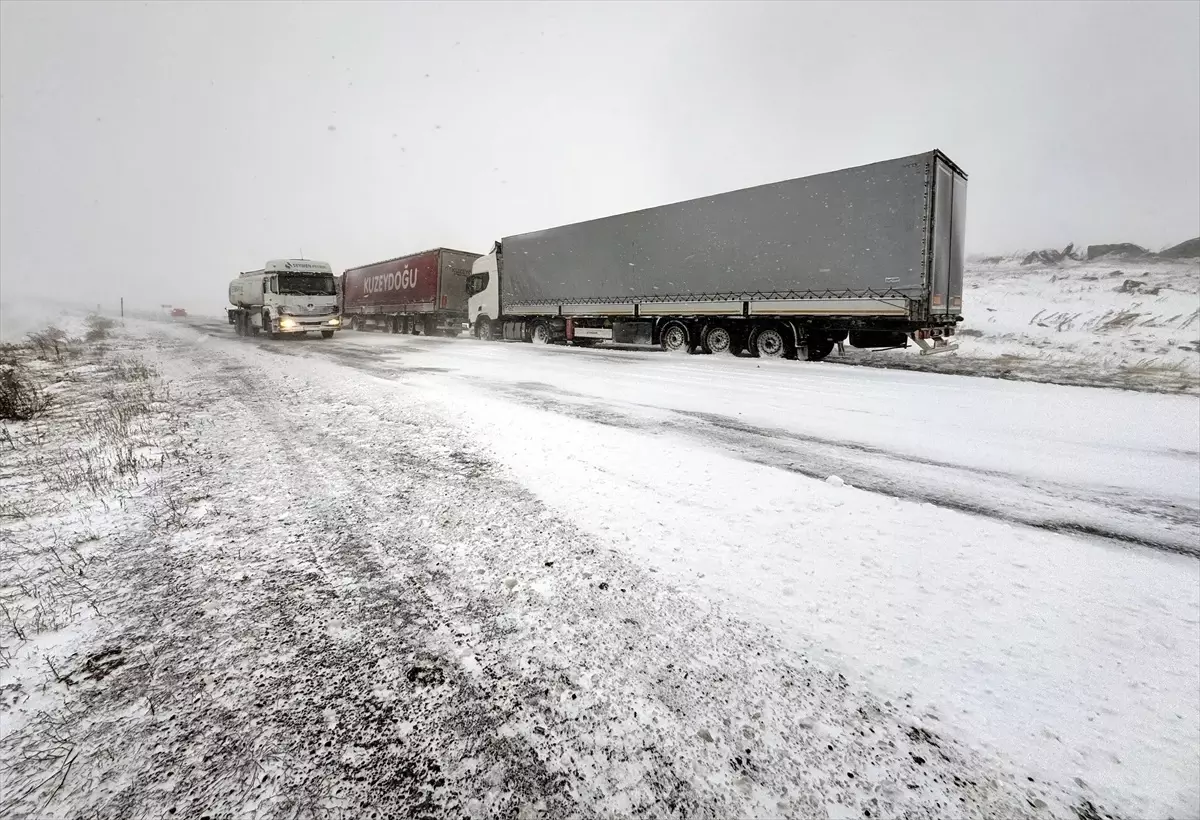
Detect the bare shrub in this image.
<box><xmin>26</xmin><ymin>326</ymin><xmax>69</xmax><ymax>361</ymax></box>
<box><xmin>85</xmin><ymin>314</ymin><xmax>117</xmax><ymax>342</ymax></box>
<box><xmin>0</xmin><ymin>342</ymin><xmax>22</xmax><ymax>367</ymax></box>
<box><xmin>0</xmin><ymin>364</ymin><xmax>52</xmax><ymax>421</ymax></box>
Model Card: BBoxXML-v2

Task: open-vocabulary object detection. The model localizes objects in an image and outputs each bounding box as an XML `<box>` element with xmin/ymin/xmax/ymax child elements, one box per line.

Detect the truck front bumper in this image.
<box><xmin>277</xmin><ymin>316</ymin><xmax>342</xmax><ymax>333</ymax></box>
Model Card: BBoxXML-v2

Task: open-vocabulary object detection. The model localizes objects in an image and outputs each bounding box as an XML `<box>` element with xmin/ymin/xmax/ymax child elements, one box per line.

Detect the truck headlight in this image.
<box><xmin>279</xmin><ymin>317</ymin><xmax>297</xmax><ymax>329</ymax></box>
<box><xmin>327</xmin><ymin>317</ymin><xmax>340</xmax><ymax>326</ymax></box>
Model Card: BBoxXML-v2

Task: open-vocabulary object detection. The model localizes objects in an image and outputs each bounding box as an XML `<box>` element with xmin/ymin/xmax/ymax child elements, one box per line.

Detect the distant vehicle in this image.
<box><xmin>170</xmin><ymin>308</ymin><xmax>188</xmax><ymax>318</ymax></box>
<box><xmin>227</xmin><ymin>259</ymin><xmax>341</xmax><ymax>339</ymax></box>
<box><xmin>341</xmin><ymin>248</ymin><xmax>481</xmax><ymax>336</ymax></box>
<box><xmin>467</xmin><ymin>150</ymin><xmax>966</xmax><ymax>359</ymax></box>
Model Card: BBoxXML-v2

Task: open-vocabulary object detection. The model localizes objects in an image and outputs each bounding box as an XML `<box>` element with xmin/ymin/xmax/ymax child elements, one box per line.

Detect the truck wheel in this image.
<box><xmin>702</xmin><ymin>325</ymin><xmax>732</xmax><ymax>355</ymax></box>
<box><xmin>660</xmin><ymin>322</ymin><xmax>690</xmax><ymax>354</ymax></box>
<box><xmin>752</xmin><ymin>326</ymin><xmax>793</xmax><ymax>359</ymax></box>
<box><xmin>477</xmin><ymin>319</ymin><xmax>494</xmax><ymax>341</ymax></box>
<box><xmin>806</xmin><ymin>338</ymin><xmax>836</xmax><ymax>361</ymax></box>
<box><xmin>321</xmin><ymin>330</ymin><xmax>334</xmax><ymax>339</ymax></box>
<box><xmin>531</xmin><ymin>322</ymin><xmax>551</xmax><ymax>345</ymax></box>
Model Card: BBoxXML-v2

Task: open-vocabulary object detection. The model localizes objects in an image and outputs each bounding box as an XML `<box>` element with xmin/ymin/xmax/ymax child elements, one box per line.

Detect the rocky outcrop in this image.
<box><xmin>1087</xmin><ymin>243</ymin><xmax>1149</xmax><ymax>260</ymax></box>
<box><xmin>1020</xmin><ymin>243</ymin><xmax>1084</xmax><ymax>266</ymax></box>
<box><xmin>1115</xmin><ymin>278</ymin><xmax>1160</xmax><ymax>295</ymax></box>
<box><xmin>1158</xmin><ymin>237</ymin><xmax>1200</xmax><ymax>259</ymax></box>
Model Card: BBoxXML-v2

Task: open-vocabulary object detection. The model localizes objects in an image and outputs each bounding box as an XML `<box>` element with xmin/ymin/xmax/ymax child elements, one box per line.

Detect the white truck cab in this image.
<box><xmin>228</xmin><ymin>258</ymin><xmax>342</xmax><ymax>339</ymax></box>
<box><xmin>466</xmin><ymin>246</ymin><xmax>500</xmax><ymax>339</ymax></box>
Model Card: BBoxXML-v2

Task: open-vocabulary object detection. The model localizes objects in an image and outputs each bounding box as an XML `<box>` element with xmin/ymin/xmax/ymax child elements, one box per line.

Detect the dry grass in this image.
<box><xmin>0</xmin><ymin>363</ymin><xmax>53</xmax><ymax>421</ymax></box>
<box><xmin>0</xmin><ymin>325</ymin><xmax>190</xmax><ymax>816</ymax></box>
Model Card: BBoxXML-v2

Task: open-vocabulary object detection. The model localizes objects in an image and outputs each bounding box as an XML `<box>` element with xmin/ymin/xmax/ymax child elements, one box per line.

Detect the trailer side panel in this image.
<box><xmin>343</xmin><ymin>251</ymin><xmax>442</xmax><ymax>313</ymax></box>
<box><xmin>501</xmin><ymin>152</ymin><xmax>943</xmax><ymax>308</ymax></box>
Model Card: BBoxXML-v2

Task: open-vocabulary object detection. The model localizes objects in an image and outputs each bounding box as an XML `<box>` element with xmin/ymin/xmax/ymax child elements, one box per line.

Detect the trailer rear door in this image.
<box><xmin>929</xmin><ymin>156</ymin><xmax>967</xmax><ymax>317</ymax></box>
<box><xmin>437</xmin><ymin>250</ymin><xmax>481</xmax><ymax>314</ymax></box>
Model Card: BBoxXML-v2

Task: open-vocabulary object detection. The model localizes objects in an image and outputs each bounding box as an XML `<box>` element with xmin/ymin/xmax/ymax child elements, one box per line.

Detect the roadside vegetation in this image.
<box><xmin>0</xmin><ymin>315</ymin><xmax>186</xmax><ymax>816</ymax></box>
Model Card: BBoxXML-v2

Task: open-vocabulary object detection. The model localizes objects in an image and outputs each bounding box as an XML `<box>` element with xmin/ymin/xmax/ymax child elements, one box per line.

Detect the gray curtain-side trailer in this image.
<box><xmin>466</xmin><ymin>149</ymin><xmax>966</xmax><ymax>359</ymax></box>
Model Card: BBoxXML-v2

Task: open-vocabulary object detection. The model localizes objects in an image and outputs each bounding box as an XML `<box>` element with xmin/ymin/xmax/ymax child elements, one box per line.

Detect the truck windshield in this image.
<box><xmin>277</xmin><ymin>273</ymin><xmax>336</xmax><ymax>295</ymax></box>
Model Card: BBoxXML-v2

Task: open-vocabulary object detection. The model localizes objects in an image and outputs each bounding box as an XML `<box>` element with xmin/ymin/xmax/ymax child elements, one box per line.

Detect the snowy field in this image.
<box><xmin>1</xmin><ymin>310</ymin><xmax>1197</xmax><ymax>820</ymax></box>
<box><xmin>849</xmin><ymin>256</ymin><xmax>1200</xmax><ymax>394</ymax></box>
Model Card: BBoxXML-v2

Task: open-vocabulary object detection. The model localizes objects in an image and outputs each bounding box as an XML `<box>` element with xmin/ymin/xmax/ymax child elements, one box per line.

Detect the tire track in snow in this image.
<box><xmin>473</xmin><ymin>379</ymin><xmax>1199</xmax><ymax>558</ymax></box>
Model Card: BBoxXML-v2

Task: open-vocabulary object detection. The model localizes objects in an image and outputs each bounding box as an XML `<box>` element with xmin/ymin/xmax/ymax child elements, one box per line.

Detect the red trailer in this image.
<box><xmin>341</xmin><ymin>248</ymin><xmax>481</xmax><ymax>336</ymax></box>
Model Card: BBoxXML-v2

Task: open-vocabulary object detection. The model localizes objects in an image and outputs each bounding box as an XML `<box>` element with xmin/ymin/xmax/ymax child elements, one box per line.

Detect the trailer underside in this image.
<box><xmin>344</xmin><ymin>309</ymin><xmax>465</xmax><ymax>336</ymax></box>
<box><xmin>477</xmin><ymin>311</ymin><xmax>958</xmax><ymax>359</ymax></box>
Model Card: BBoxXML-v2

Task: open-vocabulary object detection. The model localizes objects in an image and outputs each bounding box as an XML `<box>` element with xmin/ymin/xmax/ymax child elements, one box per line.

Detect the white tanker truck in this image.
<box><xmin>227</xmin><ymin>259</ymin><xmax>342</xmax><ymax>339</ymax></box>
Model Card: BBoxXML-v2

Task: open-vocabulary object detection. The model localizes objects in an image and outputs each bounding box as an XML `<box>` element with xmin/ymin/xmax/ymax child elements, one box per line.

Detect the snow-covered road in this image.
<box><xmin>271</xmin><ymin>325</ymin><xmax>1200</xmax><ymax>555</ymax></box>
<box><xmin>223</xmin><ymin>322</ymin><xmax>1199</xmax><ymax>819</ymax></box>
<box><xmin>6</xmin><ymin>318</ymin><xmax>1195</xmax><ymax>819</ymax></box>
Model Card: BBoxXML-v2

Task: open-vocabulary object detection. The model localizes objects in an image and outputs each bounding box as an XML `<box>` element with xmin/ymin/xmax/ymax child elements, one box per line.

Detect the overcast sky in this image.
<box><xmin>1</xmin><ymin>0</ymin><xmax>1197</xmax><ymax>311</ymax></box>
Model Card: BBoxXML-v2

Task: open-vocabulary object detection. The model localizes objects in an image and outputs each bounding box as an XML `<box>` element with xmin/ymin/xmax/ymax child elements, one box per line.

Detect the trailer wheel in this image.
<box><xmin>702</xmin><ymin>325</ymin><xmax>733</xmax><ymax>355</ymax></box>
<box><xmin>728</xmin><ymin>327</ymin><xmax>749</xmax><ymax>356</ymax></box>
<box><xmin>660</xmin><ymin>322</ymin><xmax>690</xmax><ymax>354</ymax></box>
<box><xmin>751</xmin><ymin>326</ymin><xmax>793</xmax><ymax>359</ymax></box>
<box><xmin>531</xmin><ymin>322</ymin><xmax>551</xmax><ymax>345</ymax></box>
<box><xmin>806</xmin><ymin>338</ymin><xmax>836</xmax><ymax>361</ymax></box>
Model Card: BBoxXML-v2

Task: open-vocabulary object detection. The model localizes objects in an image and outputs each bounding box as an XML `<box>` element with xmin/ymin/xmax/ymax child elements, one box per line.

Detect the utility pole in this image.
<box><xmin>120</xmin><ymin>297</ymin><xmax>124</xmax><ymax>318</ymax></box>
